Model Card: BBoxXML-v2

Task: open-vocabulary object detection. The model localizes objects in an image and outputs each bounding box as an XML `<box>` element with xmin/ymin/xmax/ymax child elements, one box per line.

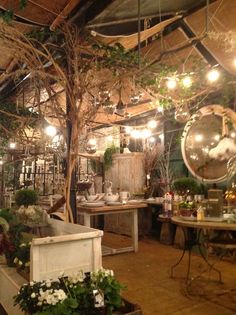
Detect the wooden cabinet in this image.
<box><xmin>105</xmin><ymin>153</ymin><xmax>145</xmax><ymax>194</ymax></box>
<box><xmin>104</xmin><ymin>153</ymin><xmax>150</xmax><ymax>236</ymax></box>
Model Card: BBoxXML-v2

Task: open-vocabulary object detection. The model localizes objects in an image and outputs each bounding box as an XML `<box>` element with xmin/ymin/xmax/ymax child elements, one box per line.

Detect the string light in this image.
<box><xmin>0</xmin><ymin>159</ymin><xmax>3</xmax><ymax>165</ymax></box>
<box><xmin>125</xmin><ymin>126</ymin><xmax>132</xmax><ymax>134</ymax></box>
<box><xmin>106</xmin><ymin>135</ymin><xmax>113</xmax><ymax>142</ymax></box>
<box><xmin>88</xmin><ymin>138</ymin><xmax>97</xmax><ymax>146</ymax></box>
<box><xmin>147</xmin><ymin>120</ymin><xmax>157</xmax><ymax>129</ymax></box>
<box><xmin>131</xmin><ymin>130</ymin><xmax>141</xmax><ymax>139</ymax></box>
<box><xmin>45</xmin><ymin>125</ymin><xmax>57</xmax><ymax>137</ymax></box>
<box><xmin>149</xmin><ymin>136</ymin><xmax>156</xmax><ymax>143</ymax></box>
<box><xmin>141</xmin><ymin>129</ymin><xmax>152</xmax><ymax>139</ymax></box>
<box><xmin>207</xmin><ymin>69</ymin><xmax>220</xmax><ymax>82</ymax></box>
<box><xmin>166</xmin><ymin>78</ymin><xmax>177</xmax><ymax>90</ymax></box>
<box><xmin>182</xmin><ymin>76</ymin><xmax>192</xmax><ymax>88</ymax></box>
<box><xmin>9</xmin><ymin>142</ymin><xmax>16</xmax><ymax>149</ymax></box>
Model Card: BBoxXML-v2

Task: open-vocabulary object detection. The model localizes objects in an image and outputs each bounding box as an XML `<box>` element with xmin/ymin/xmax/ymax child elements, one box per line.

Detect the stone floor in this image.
<box><xmin>103</xmin><ymin>235</ymin><xmax>236</xmax><ymax>315</ymax></box>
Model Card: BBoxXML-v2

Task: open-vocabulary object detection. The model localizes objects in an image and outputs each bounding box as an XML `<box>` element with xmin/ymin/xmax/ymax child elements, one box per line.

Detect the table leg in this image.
<box><xmin>131</xmin><ymin>209</ymin><xmax>138</xmax><ymax>252</ymax></box>
<box><xmin>84</xmin><ymin>213</ymin><xmax>91</xmax><ymax>227</ymax></box>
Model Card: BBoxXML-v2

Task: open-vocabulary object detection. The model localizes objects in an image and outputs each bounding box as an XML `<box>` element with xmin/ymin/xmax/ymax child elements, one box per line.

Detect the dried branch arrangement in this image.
<box><xmin>0</xmin><ymin>21</ymin><xmax>139</xmax><ymax>222</ymax></box>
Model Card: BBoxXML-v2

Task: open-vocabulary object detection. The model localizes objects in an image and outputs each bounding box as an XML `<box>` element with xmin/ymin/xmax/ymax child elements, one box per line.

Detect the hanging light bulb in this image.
<box><xmin>174</xmin><ymin>104</ymin><xmax>190</xmax><ymax>123</ymax></box>
<box><xmin>182</xmin><ymin>76</ymin><xmax>192</xmax><ymax>88</ymax></box>
<box><xmin>166</xmin><ymin>78</ymin><xmax>177</xmax><ymax>90</ymax></box>
<box><xmin>131</xmin><ymin>129</ymin><xmax>141</xmax><ymax>139</ymax></box>
<box><xmin>9</xmin><ymin>142</ymin><xmax>16</xmax><ymax>149</ymax></box>
<box><xmin>125</xmin><ymin>126</ymin><xmax>132</xmax><ymax>134</ymax></box>
<box><xmin>207</xmin><ymin>69</ymin><xmax>220</xmax><ymax>82</ymax></box>
<box><xmin>0</xmin><ymin>159</ymin><xmax>3</xmax><ymax>165</ymax></box>
<box><xmin>149</xmin><ymin>136</ymin><xmax>156</xmax><ymax>143</ymax></box>
<box><xmin>45</xmin><ymin>125</ymin><xmax>57</xmax><ymax>137</ymax></box>
<box><xmin>106</xmin><ymin>135</ymin><xmax>113</xmax><ymax>142</ymax></box>
<box><xmin>141</xmin><ymin>129</ymin><xmax>152</xmax><ymax>139</ymax></box>
<box><xmin>147</xmin><ymin>120</ymin><xmax>158</xmax><ymax>129</ymax></box>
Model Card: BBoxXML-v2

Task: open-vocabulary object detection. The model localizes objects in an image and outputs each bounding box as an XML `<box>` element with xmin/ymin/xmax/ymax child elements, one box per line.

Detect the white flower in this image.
<box><xmin>18</xmin><ymin>260</ymin><xmax>23</xmax><ymax>266</ymax></box>
<box><xmin>68</xmin><ymin>271</ymin><xmax>85</xmax><ymax>283</ymax></box>
<box><xmin>20</xmin><ymin>243</ymin><xmax>26</xmax><ymax>247</ymax></box>
<box><xmin>46</xmin><ymin>280</ymin><xmax>51</xmax><ymax>288</ymax></box>
<box><xmin>13</xmin><ymin>257</ymin><xmax>18</xmax><ymax>264</ymax></box>
<box><xmin>31</xmin><ymin>293</ymin><xmax>36</xmax><ymax>298</ymax></box>
<box><xmin>30</xmin><ymin>281</ymin><xmax>34</xmax><ymax>286</ymax></box>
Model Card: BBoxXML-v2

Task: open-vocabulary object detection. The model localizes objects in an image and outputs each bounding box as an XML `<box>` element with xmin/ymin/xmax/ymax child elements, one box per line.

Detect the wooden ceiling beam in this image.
<box><xmin>50</xmin><ymin>0</ymin><xmax>82</xmax><ymax>30</ymax></box>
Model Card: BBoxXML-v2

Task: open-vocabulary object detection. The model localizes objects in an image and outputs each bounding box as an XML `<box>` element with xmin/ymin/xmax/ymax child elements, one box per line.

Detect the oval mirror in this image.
<box><xmin>181</xmin><ymin>105</ymin><xmax>236</xmax><ymax>183</ymax></box>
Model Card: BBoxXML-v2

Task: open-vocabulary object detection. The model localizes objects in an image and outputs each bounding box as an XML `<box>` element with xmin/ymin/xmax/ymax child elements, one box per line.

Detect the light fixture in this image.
<box><xmin>0</xmin><ymin>159</ymin><xmax>3</xmax><ymax>165</ymax></box>
<box><xmin>207</xmin><ymin>69</ymin><xmax>220</xmax><ymax>82</ymax></box>
<box><xmin>106</xmin><ymin>135</ymin><xmax>113</xmax><ymax>142</ymax></box>
<box><xmin>125</xmin><ymin>126</ymin><xmax>132</xmax><ymax>134</ymax></box>
<box><xmin>166</xmin><ymin>78</ymin><xmax>177</xmax><ymax>90</ymax></box>
<box><xmin>230</xmin><ymin>132</ymin><xmax>236</xmax><ymax>138</ymax></box>
<box><xmin>130</xmin><ymin>129</ymin><xmax>141</xmax><ymax>139</ymax></box>
<box><xmin>45</xmin><ymin>125</ymin><xmax>57</xmax><ymax>137</ymax></box>
<box><xmin>149</xmin><ymin>136</ymin><xmax>156</xmax><ymax>143</ymax></box>
<box><xmin>86</xmin><ymin>137</ymin><xmax>97</xmax><ymax>154</ymax></box>
<box><xmin>182</xmin><ymin>76</ymin><xmax>192</xmax><ymax>88</ymax></box>
<box><xmin>141</xmin><ymin>129</ymin><xmax>152</xmax><ymax>139</ymax></box>
<box><xmin>214</xmin><ymin>134</ymin><xmax>221</xmax><ymax>141</ymax></box>
<box><xmin>9</xmin><ymin>142</ymin><xmax>16</xmax><ymax>149</ymax></box>
<box><xmin>147</xmin><ymin>120</ymin><xmax>157</xmax><ymax>129</ymax></box>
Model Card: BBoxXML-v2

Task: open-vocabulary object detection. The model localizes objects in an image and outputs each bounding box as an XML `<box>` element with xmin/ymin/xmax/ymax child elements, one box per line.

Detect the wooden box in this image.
<box><xmin>30</xmin><ymin>218</ymin><xmax>103</xmax><ymax>281</ymax></box>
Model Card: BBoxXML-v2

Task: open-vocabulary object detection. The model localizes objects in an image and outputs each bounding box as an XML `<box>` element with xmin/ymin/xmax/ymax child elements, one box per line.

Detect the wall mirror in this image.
<box><xmin>181</xmin><ymin>105</ymin><xmax>236</xmax><ymax>183</ymax></box>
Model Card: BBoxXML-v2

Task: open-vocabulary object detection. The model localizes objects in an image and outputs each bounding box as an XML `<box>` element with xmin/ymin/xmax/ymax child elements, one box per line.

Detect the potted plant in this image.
<box><xmin>172</xmin><ymin>177</ymin><xmax>200</xmax><ymax>198</ymax></box>
<box><xmin>14</xmin><ymin>268</ymin><xmax>131</xmax><ymax>315</ymax></box>
<box><xmin>14</xmin><ymin>189</ymin><xmax>47</xmax><ymax>225</ymax></box>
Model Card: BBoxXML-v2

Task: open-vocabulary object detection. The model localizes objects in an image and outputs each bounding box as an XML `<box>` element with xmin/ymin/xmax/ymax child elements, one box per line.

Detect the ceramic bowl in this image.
<box><xmin>104</xmin><ymin>194</ymin><xmax>119</xmax><ymax>202</ymax></box>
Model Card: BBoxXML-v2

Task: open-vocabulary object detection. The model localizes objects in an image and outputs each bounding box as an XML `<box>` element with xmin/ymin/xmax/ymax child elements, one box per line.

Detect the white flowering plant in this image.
<box><xmin>13</xmin><ymin>241</ymin><xmax>31</xmax><ymax>271</ymax></box>
<box><xmin>16</xmin><ymin>205</ymin><xmax>46</xmax><ymax>225</ymax></box>
<box><xmin>14</xmin><ymin>268</ymin><xmax>125</xmax><ymax>315</ymax></box>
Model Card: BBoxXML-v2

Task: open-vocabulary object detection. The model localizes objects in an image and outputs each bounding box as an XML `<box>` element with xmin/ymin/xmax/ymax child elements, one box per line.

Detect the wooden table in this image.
<box><xmin>77</xmin><ymin>203</ymin><xmax>148</xmax><ymax>255</ymax></box>
<box><xmin>171</xmin><ymin>216</ymin><xmax>236</xmax><ymax>283</ymax></box>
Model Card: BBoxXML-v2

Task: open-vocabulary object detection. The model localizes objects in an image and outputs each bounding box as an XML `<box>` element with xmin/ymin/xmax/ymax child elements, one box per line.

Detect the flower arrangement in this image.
<box><xmin>16</xmin><ymin>205</ymin><xmax>46</xmax><ymax>225</ymax></box>
<box><xmin>13</xmin><ymin>241</ymin><xmax>31</xmax><ymax>271</ymax></box>
<box><xmin>14</xmin><ymin>268</ymin><xmax>125</xmax><ymax>315</ymax></box>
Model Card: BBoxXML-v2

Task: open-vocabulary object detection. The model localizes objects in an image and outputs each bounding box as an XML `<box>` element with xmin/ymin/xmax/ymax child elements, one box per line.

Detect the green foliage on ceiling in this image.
<box><xmin>0</xmin><ymin>1</ymin><xmax>28</xmax><ymax>24</ymax></box>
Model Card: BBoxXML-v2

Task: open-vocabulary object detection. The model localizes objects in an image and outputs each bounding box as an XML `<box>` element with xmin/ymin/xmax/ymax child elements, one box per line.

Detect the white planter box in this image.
<box><xmin>30</xmin><ymin>218</ymin><xmax>103</xmax><ymax>281</ymax></box>
<box><xmin>0</xmin><ymin>219</ymin><xmax>103</xmax><ymax>314</ymax></box>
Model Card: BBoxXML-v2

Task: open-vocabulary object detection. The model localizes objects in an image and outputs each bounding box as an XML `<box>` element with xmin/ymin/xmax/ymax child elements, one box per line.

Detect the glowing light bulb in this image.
<box><xmin>9</xmin><ymin>142</ymin><xmax>16</xmax><ymax>149</ymax></box>
<box><xmin>182</xmin><ymin>76</ymin><xmax>192</xmax><ymax>88</ymax></box>
<box><xmin>149</xmin><ymin>137</ymin><xmax>156</xmax><ymax>143</ymax></box>
<box><xmin>106</xmin><ymin>135</ymin><xmax>113</xmax><ymax>142</ymax></box>
<box><xmin>233</xmin><ymin>58</ymin><xmax>236</xmax><ymax>67</ymax></box>
<box><xmin>147</xmin><ymin>120</ymin><xmax>157</xmax><ymax>129</ymax></box>
<box><xmin>131</xmin><ymin>130</ymin><xmax>141</xmax><ymax>139</ymax></box>
<box><xmin>141</xmin><ymin>129</ymin><xmax>151</xmax><ymax>139</ymax></box>
<box><xmin>159</xmin><ymin>133</ymin><xmax>164</xmax><ymax>141</ymax></box>
<box><xmin>166</xmin><ymin>78</ymin><xmax>177</xmax><ymax>89</ymax></box>
<box><xmin>214</xmin><ymin>134</ymin><xmax>220</xmax><ymax>141</ymax></box>
<box><xmin>0</xmin><ymin>160</ymin><xmax>3</xmax><ymax>165</ymax></box>
<box><xmin>125</xmin><ymin>126</ymin><xmax>132</xmax><ymax>134</ymax></box>
<box><xmin>88</xmin><ymin>138</ymin><xmax>97</xmax><ymax>145</ymax></box>
<box><xmin>207</xmin><ymin>69</ymin><xmax>220</xmax><ymax>82</ymax></box>
<box><xmin>45</xmin><ymin>125</ymin><xmax>57</xmax><ymax>137</ymax></box>
<box><xmin>230</xmin><ymin>132</ymin><xmax>236</xmax><ymax>138</ymax></box>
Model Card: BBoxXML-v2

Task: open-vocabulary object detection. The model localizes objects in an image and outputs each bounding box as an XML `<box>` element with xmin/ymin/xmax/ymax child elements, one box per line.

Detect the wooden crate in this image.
<box><xmin>30</xmin><ymin>218</ymin><xmax>103</xmax><ymax>281</ymax></box>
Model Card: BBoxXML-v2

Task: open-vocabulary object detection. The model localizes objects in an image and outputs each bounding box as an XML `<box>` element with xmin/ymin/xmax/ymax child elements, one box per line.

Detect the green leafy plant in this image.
<box><xmin>14</xmin><ymin>268</ymin><xmax>125</xmax><ymax>315</ymax></box>
<box><xmin>15</xmin><ymin>189</ymin><xmax>38</xmax><ymax>207</ymax></box>
<box><xmin>13</xmin><ymin>241</ymin><xmax>31</xmax><ymax>271</ymax></box>
<box><xmin>103</xmin><ymin>146</ymin><xmax>120</xmax><ymax>170</ymax></box>
<box><xmin>172</xmin><ymin>177</ymin><xmax>200</xmax><ymax>196</ymax></box>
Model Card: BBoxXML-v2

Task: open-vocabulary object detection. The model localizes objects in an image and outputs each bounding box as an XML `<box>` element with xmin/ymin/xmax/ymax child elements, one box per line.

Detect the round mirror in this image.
<box><xmin>181</xmin><ymin>105</ymin><xmax>236</xmax><ymax>183</ymax></box>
